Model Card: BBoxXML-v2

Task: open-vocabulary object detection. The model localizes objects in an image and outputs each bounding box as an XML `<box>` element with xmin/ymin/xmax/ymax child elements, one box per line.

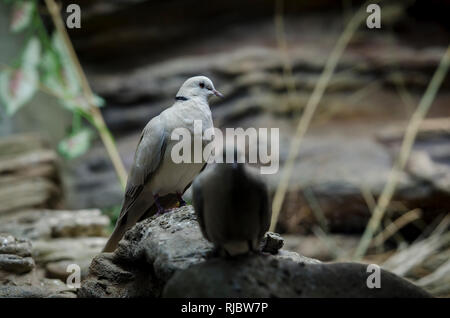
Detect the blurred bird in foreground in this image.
<box><xmin>103</xmin><ymin>76</ymin><xmax>223</xmax><ymax>253</ymax></box>
<box><xmin>192</xmin><ymin>147</ymin><xmax>271</xmax><ymax>257</ymax></box>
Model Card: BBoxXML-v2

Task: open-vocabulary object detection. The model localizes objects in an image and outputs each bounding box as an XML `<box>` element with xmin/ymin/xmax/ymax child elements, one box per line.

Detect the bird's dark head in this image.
<box><xmin>176</xmin><ymin>76</ymin><xmax>223</xmax><ymax>101</ymax></box>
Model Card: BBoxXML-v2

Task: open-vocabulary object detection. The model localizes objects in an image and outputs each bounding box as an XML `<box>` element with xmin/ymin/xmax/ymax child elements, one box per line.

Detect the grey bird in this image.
<box><xmin>103</xmin><ymin>76</ymin><xmax>223</xmax><ymax>253</ymax></box>
<box><xmin>192</xmin><ymin>148</ymin><xmax>271</xmax><ymax>256</ymax></box>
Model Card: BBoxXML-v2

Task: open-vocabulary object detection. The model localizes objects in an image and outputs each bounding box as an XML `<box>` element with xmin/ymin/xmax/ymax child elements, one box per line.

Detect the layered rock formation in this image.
<box><xmin>0</xmin><ymin>234</ymin><xmax>75</xmax><ymax>298</ymax></box>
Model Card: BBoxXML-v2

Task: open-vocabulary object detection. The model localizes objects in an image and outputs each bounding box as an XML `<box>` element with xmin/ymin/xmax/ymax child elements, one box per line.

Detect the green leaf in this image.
<box><xmin>40</xmin><ymin>50</ymin><xmax>59</xmax><ymax>75</ymax></box>
<box><xmin>22</xmin><ymin>37</ymin><xmax>41</xmax><ymax>68</ymax></box>
<box><xmin>41</xmin><ymin>33</ymin><xmax>106</xmax><ymax>112</ymax></box>
<box><xmin>62</xmin><ymin>93</ymin><xmax>105</xmax><ymax>110</ymax></box>
<box><xmin>58</xmin><ymin>128</ymin><xmax>93</xmax><ymax>159</ymax></box>
<box><xmin>0</xmin><ymin>66</ymin><xmax>38</xmax><ymax>115</ymax></box>
<box><xmin>51</xmin><ymin>33</ymin><xmax>79</xmax><ymax>90</ymax></box>
<box><xmin>10</xmin><ymin>1</ymin><xmax>35</xmax><ymax>33</ymax></box>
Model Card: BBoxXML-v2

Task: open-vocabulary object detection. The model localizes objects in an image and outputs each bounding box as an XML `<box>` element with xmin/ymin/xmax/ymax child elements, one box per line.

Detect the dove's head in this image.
<box><xmin>176</xmin><ymin>76</ymin><xmax>223</xmax><ymax>101</ymax></box>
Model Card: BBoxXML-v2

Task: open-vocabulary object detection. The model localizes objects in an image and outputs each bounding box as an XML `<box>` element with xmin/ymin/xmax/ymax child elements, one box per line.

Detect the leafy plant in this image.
<box><xmin>0</xmin><ymin>0</ymin><xmax>126</xmax><ymax>188</ymax></box>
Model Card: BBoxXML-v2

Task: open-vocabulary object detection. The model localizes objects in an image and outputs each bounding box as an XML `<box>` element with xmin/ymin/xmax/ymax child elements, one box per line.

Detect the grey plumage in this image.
<box><xmin>103</xmin><ymin>76</ymin><xmax>222</xmax><ymax>253</ymax></box>
<box><xmin>192</xmin><ymin>151</ymin><xmax>271</xmax><ymax>256</ymax></box>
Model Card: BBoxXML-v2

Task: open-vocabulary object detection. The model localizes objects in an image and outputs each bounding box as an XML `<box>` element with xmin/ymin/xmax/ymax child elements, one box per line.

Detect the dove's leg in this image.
<box><xmin>153</xmin><ymin>194</ymin><xmax>166</xmax><ymax>215</ymax></box>
<box><xmin>176</xmin><ymin>192</ymin><xmax>186</xmax><ymax>207</ymax></box>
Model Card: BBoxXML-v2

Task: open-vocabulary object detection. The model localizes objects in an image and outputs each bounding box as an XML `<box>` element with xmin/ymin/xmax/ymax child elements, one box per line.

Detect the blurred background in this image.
<box><xmin>0</xmin><ymin>0</ymin><xmax>449</xmax><ymax>297</ymax></box>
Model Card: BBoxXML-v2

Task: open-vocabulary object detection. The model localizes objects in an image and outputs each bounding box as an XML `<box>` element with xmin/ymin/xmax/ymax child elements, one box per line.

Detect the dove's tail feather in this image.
<box><xmin>102</xmin><ymin>220</ymin><xmax>129</xmax><ymax>253</ymax></box>
<box><xmin>102</xmin><ymin>195</ymin><xmax>156</xmax><ymax>253</ymax></box>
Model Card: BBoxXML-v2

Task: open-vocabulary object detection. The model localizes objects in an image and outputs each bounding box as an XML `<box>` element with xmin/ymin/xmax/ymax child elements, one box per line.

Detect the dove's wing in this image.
<box><xmin>118</xmin><ymin>116</ymin><xmax>167</xmax><ymax>223</ymax></box>
<box><xmin>103</xmin><ymin>116</ymin><xmax>167</xmax><ymax>253</ymax></box>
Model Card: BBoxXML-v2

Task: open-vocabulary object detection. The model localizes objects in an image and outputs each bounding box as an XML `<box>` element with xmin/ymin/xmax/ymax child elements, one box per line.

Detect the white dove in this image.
<box><xmin>103</xmin><ymin>76</ymin><xmax>223</xmax><ymax>252</ymax></box>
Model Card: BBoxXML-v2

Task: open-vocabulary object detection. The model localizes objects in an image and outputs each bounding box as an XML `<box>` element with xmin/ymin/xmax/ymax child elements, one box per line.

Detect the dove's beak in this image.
<box><xmin>213</xmin><ymin>89</ymin><xmax>224</xmax><ymax>98</ymax></box>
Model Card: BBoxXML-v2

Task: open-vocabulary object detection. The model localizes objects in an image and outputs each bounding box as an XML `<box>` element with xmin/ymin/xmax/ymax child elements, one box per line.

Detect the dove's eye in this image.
<box><xmin>199</xmin><ymin>82</ymin><xmax>205</xmax><ymax>88</ymax></box>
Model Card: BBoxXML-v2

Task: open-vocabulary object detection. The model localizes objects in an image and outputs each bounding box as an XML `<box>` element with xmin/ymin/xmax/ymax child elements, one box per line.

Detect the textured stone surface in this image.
<box><xmin>0</xmin><ymin>234</ymin><xmax>35</xmax><ymax>274</ymax></box>
<box><xmin>32</xmin><ymin>237</ymin><xmax>106</xmax><ymax>265</ymax></box>
<box><xmin>0</xmin><ymin>234</ymin><xmax>76</xmax><ymax>298</ymax></box>
<box><xmin>261</xmin><ymin>232</ymin><xmax>284</xmax><ymax>254</ymax></box>
<box><xmin>0</xmin><ymin>234</ymin><xmax>32</xmax><ymax>257</ymax></box>
<box><xmin>0</xmin><ymin>254</ymin><xmax>35</xmax><ymax>274</ymax></box>
<box><xmin>0</xmin><ymin>209</ymin><xmax>109</xmax><ymax>240</ymax></box>
<box><xmin>163</xmin><ymin>257</ymin><xmax>430</xmax><ymax>298</ymax></box>
<box><xmin>0</xmin><ymin>279</ymin><xmax>76</xmax><ymax>298</ymax></box>
<box><xmin>79</xmin><ymin>207</ymin><xmax>428</xmax><ymax>298</ymax></box>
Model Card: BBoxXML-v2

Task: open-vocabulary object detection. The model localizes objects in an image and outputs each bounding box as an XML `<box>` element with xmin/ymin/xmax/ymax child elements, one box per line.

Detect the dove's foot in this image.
<box><xmin>177</xmin><ymin>192</ymin><xmax>186</xmax><ymax>207</ymax></box>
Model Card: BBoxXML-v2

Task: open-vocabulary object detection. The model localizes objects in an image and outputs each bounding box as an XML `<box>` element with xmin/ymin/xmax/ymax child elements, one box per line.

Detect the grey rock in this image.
<box><xmin>274</xmin><ymin>250</ymin><xmax>321</xmax><ymax>264</ymax></box>
<box><xmin>261</xmin><ymin>232</ymin><xmax>284</xmax><ymax>254</ymax></box>
<box><xmin>284</xmin><ymin>234</ymin><xmax>360</xmax><ymax>261</ymax></box>
<box><xmin>0</xmin><ymin>254</ymin><xmax>35</xmax><ymax>274</ymax></box>
<box><xmin>32</xmin><ymin>237</ymin><xmax>107</xmax><ymax>265</ymax></box>
<box><xmin>0</xmin><ymin>209</ymin><xmax>109</xmax><ymax>240</ymax></box>
<box><xmin>0</xmin><ymin>234</ymin><xmax>76</xmax><ymax>298</ymax></box>
<box><xmin>0</xmin><ymin>234</ymin><xmax>32</xmax><ymax>257</ymax></box>
<box><xmin>0</xmin><ymin>278</ymin><xmax>76</xmax><ymax>298</ymax></box>
<box><xmin>79</xmin><ymin>207</ymin><xmax>428</xmax><ymax>298</ymax></box>
<box><xmin>45</xmin><ymin>259</ymin><xmax>92</xmax><ymax>281</ymax></box>
<box><xmin>0</xmin><ymin>286</ymin><xmax>52</xmax><ymax>298</ymax></box>
<box><xmin>163</xmin><ymin>257</ymin><xmax>430</xmax><ymax>298</ymax></box>
<box><xmin>0</xmin><ymin>234</ymin><xmax>35</xmax><ymax>274</ymax></box>
<box><xmin>408</xmin><ymin>149</ymin><xmax>450</xmax><ymax>195</ymax></box>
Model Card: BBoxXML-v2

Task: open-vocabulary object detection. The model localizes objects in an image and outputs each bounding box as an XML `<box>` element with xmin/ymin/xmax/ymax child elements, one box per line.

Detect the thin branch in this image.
<box><xmin>372</xmin><ymin>208</ymin><xmax>422</xmax><ymax>247</ymax></box>
<box><xmin>44</xmin><ymin>0</ymin><xmax>127</xmax><ymax>189</ymax></box>
<box><xmin>353</xmin><ymin>45</ymin><xmax>450</xmax><ymax>259</ymax></box>
<box><xmin>269</xmin><ymin>0</ymin><xmax>373</xmax><ymax>231</ymax></box>
<box><xmin>0</xmin><ymin>62</ymin><xmax>66</xmax><ymax>100</ymax></box>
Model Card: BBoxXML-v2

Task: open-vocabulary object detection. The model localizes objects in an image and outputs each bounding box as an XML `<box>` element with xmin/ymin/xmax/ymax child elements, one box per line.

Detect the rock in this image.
<box><xmin>0</xmin><ymin>279</ymin><xmax>76</xmax><ymax>298</ymax></box>
<box><xmin>0</xmin><ymin>254</ymin><xmax>35</xmax><ymax>274</ymax></box>
<box><xmin>0</xmin><ymin>134</ymin><xmax>62</xmax><ymax>215</ymax></box>
<box><xmin>29</xmin><ymin>236</ymin><xmax>106</xmax><ymax>290</ymax></box>
<box><xmin>407</xmin><ymin>147</ymin><xmax>450</xmax><ymax>195</ymax></box>
<box><xmin>261</xmin><ymin>232</ymin><xmax>284</xmax><ymax>254</ymax></box>
<box><xmin>79</xmin><ymin>206</ymin><xmax>311</xmax><ymax>297</ymax></box>
<box><xmin>265</xmin><ymin>132</ymin><xmax>440</xmax><ymax>234</ymax></box>
<box><xmin>0</xmin><ymin>234</ymin><xmax>76</xmax><ymax>298</ymax></box>
<box><xmin>283</xmin><ymin>234</ymin><xmax>361</xmax><ymax>261</ymax></box>
<box><xmin>0</xmin><ymin>286</ymin><xmax>52</xmax><ymax>298</ymax></box>
<box><xmin>0</xmin><ymin>234</ymin><xmax>32</xmax><ymax>257</ymax></box>
<box><xmin>274</xmin><ymin>250</ymin><xmax>321</xmax><ymax>264</ymax></box>
<box><xmin>45</xmin><ymin>259</ymin><xmax>92</xmax><ymax>281</ymax></box>
<box><xmin>0</xmin><ymin>234</ymin><xmax>35</xmax><ymax>274</ymax></box>
<box><xmin>0</xmin><ymin>209</ymin><xmax>110</xmax><ymax>240</ymax></box>
<box><xmin>163</xmin><ymin>257</ymin><xmax>430</xmax><ymax>298</ymax></box>
<box><xmin>32</xmin><ymin>237</ymin><xmax>107</xmax><ymax>265</ymax></box>
<box><xmin>79</xmin><ymin>207</ymin><xmax>428</xmax><ymax>298</ymax></box>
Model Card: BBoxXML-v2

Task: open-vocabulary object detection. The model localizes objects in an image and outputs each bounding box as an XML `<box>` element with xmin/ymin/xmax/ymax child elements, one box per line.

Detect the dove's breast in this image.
<box><xmin>148</xmin><ymin>141</ymin><xmax>205</xmax><ymax>195</ymax></box>
<box><xmin>148</xmin><ymin>99</ymin><xmax>213</xmax><ymax>195</ymax></box>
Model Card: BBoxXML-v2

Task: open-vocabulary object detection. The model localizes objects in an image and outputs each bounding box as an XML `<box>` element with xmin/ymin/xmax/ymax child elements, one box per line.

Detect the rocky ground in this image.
<box><xmin>0</xmin><ymin>205</ymin><xmax>445</xmax><ymax>297</ymax></box>
<box><xmin>78</xmin><ymin>206</ymin><xmax>429</xmax><ymax>298</ymax></box>
<box><xmin>0</xmin><ymin>208</ymin><xmax>109</xmax><ymax>297</ymax></box>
